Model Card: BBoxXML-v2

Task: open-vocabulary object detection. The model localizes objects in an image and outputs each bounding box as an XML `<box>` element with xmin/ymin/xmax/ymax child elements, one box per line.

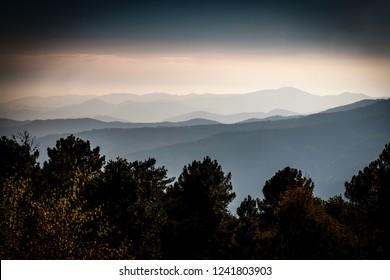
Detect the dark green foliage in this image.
<box><xmin>97</xmin><ymin>157</ymin><xmax>173</xmax><ymax>259</ymax></box>
<box><xmin>344</xmin><ymin>143</ymin><xmax>390</xmax><ymax>258</ymax></box>
<box><xmin>175</xmin><ymin>156</ymin><xmax>235</xmax><ymax>220</ymax></box>
<box><xmin>162</xmin><ymin>157</ymin><xmax>236</xmax><ymax>259</ymax></box>
<box><xmin>258</xmin><ymin>167</ymin><xmax>314</xmax><ymax>232</ymax></box>
<box><xmin>1</xmin><ymin>133</ymin><xmax>390</xmax><ymax>259</ymax></box>
<box><xmin>31</xmin><ymin>168</ymin><xmax>127</xmax><ymax>259</ymax></box>
<box><xmin>0</xmin><ymin>134</ymin><xmax>125</xmax><ymax>259</ymax></box>
<box><xmin>262</xmin><ymin>167</ymin><xmax>314</xmax><ymax>210</ymax></box>
<box><xmin>270</xmin><ymin>188</ymin><xmax>357</xmax><ymax>259</ymax></box>
<box><xmin>236</xmin><ymin>167</ymin><xmax>358</xmax><ymax>259</ymax></box>
<box><xmin>43</xmin><ymin>134</ymin><xmax>105</xmax><ymax>192</ymax></box>
<box><xmin>235</xmin><ymin>195</ymin><xmax>262</xmax><ymax>258</ymax></box>
<box><xmin>345</xmin><ymin>143</ymin><xmax>390</xmax><ymax>206</ymax></box>
<box><xmin>0</xmin><ymin>132</ymin><xmax>40</xmax><ymax>200</ymax></box>
<box><xmin>0</xmin><ymin>132</ymin><xmax>42</xmax><ymax>259</ymax></box>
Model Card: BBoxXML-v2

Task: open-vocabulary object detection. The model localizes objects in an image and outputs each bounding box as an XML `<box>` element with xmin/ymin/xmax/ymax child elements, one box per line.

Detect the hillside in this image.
<box><xmin>0</xmin><ymin>117</ymin><xmax>220</xmax><ymax>138</ymax></box>
<box><xmin>166</xmin><ymin>109</ymin><xmax>299</xmax><ymax>123</ymax></box>
<box><xmin>34</xmin><ymin>99</ymin><xmax>390</xmax><ymax>207</ymax></box>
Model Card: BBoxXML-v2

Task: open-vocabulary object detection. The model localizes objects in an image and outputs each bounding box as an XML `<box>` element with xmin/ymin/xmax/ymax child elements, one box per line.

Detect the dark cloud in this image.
<box><xmin>1</xmin><ymin>0</ymin><xmax>389</xmax><ymax>55</ymax></box>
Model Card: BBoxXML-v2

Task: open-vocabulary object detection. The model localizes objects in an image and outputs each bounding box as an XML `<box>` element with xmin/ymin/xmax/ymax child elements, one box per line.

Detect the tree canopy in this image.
<box><xmin>163</xmin><ymin>157</ymin><xmax>236</xmax><ymax>259</ymax></box>
<box><xmin>344</xmin><ymin>143</ymin><xmax>390</xmax><ymax>258</ymax></box>
<box><xmin>1</xmin><ymin>133</ymin><xmax>389</xmax><ymax>259</ymax></box>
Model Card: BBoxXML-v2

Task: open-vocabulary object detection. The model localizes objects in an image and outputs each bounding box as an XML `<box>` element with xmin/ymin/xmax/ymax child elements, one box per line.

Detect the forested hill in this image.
<box><xmin>33</xmin><ymin>99</ymin><xmax>390</xmax><ymax>204</ymax></box>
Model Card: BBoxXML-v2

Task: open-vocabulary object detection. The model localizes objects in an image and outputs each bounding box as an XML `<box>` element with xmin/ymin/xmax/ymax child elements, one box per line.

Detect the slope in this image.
<box><xmin>126</xmin><ymin>99</ymin><xmax>390</xmax><ymax>206</ymax></box>
<box><xmin>33</xmin><ymin>99</ymin><xmax>389</xmax><ymax>208</ymax></box>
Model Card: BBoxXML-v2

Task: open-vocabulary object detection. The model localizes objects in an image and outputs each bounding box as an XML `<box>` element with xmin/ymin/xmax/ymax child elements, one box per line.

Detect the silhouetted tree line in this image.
<box><xmin>1</xmin><ymin>132</ymin><xmax>390</xmax><ymax>259</ymax></box>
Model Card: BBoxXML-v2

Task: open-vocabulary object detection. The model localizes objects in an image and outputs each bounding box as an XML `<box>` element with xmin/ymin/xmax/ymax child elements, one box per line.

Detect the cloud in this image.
<box><xmin>2</xmin><ymin>0</ymin><xmax>389</xmax><ymax>57</ymax></box>
<box><xmin>1</xmin><ymin>48</ymin><xmax>389</xmax><ymax>102</ymax></box>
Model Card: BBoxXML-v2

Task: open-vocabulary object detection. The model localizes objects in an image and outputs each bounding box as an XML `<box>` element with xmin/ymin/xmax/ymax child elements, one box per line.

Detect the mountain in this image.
<box><xmin>0</xmin><ymin>118</ymin><xmax>113</xmax><ymax>138</ymax></box>
<box><xmin>0</xmin><ymin>98</ymin><xmax>199</xmax><ymax>122</ymax></box>
<box><xmin>0</xmin><ymin>87</ymin><xmax>371</xmax><ymax>122</ymax></box>
<box><xmin>166</xmin><ymin>109</ymin><xmax>299</xmax><ymax>123</ymax></box>
<box><xmin>0</xmin><ymin>117</ymin><xmax>221</xmax><ymax>138</ymax></box>
<box><xmin>33</xmin><ymin>99</ymin><xmax>390</xmax><ymax>208</ymax></box>
<box><xmin>126</xmin><ymin>100</ymin><xmax>390</xmax><ymax>207</ymax></box>
<box><xmin>172</xmin><ymin>88</ymin><xmax>371</xmax><ymax>115</ymax></box>
<box><xmin>238</xmin><ymin>115</ymin><xmax>300</xmax><ymax>123</ymax></box>
<box><xmin>0</xmin><ymin>118</ymin><xmax>31</xmax><ymax>128</ymax></box>
<box><xmin>322</xmin><ymin>99</ymin><xmax>380</xmax><ymax>113</ymax></box>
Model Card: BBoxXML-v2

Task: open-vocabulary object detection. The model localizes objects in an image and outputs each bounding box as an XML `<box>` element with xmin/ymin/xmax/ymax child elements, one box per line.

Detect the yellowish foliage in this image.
<box><xmin>33</xmin><ymin>168</ymin><xmax>129</xmax><ymax>259</ymax></box>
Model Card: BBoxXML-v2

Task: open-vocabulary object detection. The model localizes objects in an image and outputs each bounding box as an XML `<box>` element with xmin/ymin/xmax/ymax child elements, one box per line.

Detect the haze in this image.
<box><xmin>1</xmin><ymin>0</ymin><xmax>389</xmax><ymax>102</ymax></box>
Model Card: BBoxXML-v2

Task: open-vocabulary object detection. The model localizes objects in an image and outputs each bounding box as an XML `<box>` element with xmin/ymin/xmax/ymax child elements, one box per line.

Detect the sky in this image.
<box><xmin>0</xmin><ymin>0</ymin><xmax>389</xmax><ymax>102</ymax></box>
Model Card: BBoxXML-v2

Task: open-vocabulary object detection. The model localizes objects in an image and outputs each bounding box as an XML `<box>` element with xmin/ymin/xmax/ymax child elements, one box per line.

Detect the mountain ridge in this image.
<box><xmin>28</xmin><ymin>99</ymin><xmax>390</xmax><ymax>207</ymax></box>
<box><xmin>124</xmin><ymin>100</ymin><xmax>390</xmax><ymax>206</ymax></box>
<box><xmin>0</xmin><ymin>87</ymin><xmax>371</xmax><ymax>122</ymax></box>
<box><xmin>0</xmin><ymin>117</ymin><xmax>222</xmax><ymax>138</ymax></box>
<box><xmin>165</xmin><ymin>109</ymin><xmax>299</xmax><ymax>123</ymax></box>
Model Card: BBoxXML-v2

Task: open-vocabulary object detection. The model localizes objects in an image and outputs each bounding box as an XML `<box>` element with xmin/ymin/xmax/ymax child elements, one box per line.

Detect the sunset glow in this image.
<box><xmin>1</xmin><ymin>49</ymin><xmax>389</xmax><ymax>102</ymax></box>
<box><xmin>1</xmin><ymin>0</ymin><xmax>389</xmax><ymax>101</ymax></box>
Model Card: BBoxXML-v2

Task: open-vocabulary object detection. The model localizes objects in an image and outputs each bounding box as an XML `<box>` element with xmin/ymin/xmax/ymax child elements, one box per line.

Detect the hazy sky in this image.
<box><xmin>0</xmin><ymin>0</ymin><xmax>389</xmax><ymax>101</ymax></box>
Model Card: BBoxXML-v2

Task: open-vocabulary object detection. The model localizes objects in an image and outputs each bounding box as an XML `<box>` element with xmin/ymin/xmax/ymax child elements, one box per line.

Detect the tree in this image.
<box><xmin>239</xmin><ymin>167</ymin><xmax>316</xmax><ymax>259</ymax></box>
<box><xmin>345</xmin><ymin>143</ymin><xmax>390</xmax><ymax>207</ymax></box>
<box><xmin>0</xmin><ymin>134</ymin><xmax>40</xmax><ymax>202</ymax></box>
<box><xmin>0</xmin><ymin>134</ymin><xmax>40</xmax><ymax>258</ymax></box>
<box><xmin>272</xmin><ymin>187</ymin><xmax>357</xmax><ymax>259</ymax></box>
<box><xmin>12</xmin><ymin>130</ymin><xmax>39</xmax><ymax>160</ymax></box>
<box><xmin>98</xmin><ymin>157</ymin><xmax>172</xmax><ymax>259</ymax></box>
<box><xmin>262</xmin><ymin>167</ymin><xmax>314</xmax><ymax>210</ymax></box>
<box><xmin>258</xmin><ymin>167</ymin><xmax>315</xmax><ymax>229</ymax></box>
<box><xmin>33</xmin><ymin>168</ymin><xmax>127</xmax><ymax>259</ymax></box>
<box><xmin>0</xmin><ymin>177</ymin><xmax>35</xmax><ymax>259</ymax></box>
<box><xmin>235</xmin><ymin>195</ymin><xmax>262</xmax><ymax>259</ymax></box>
<box><xmin>43</xmin><ymin>135</ymin><xmax>105</xmax><ymax>193</ymax></box>
<box><xmin>344</xmin><ymin>143</ymin><xmax>390</xmax><ymax>258</ymax></box>
<box><xmin>248</xmin><ymin>166</ymin><xmax>357</xmax><ymax>259</ymax></box>
<box><xmin>1</xmin><ymin>168</ymin><xmax>127</xmax><ymax>259</ymax></box>
<box><xmin>163</xmin><ymin>157</ymin><xmax>236</xmax><ymax>259</ymax></box>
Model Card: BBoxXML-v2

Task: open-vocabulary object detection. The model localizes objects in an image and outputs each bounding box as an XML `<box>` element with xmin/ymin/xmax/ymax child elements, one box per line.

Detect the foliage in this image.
<box><xmin>236</xmin><ymin>166</ymin><xmax>358</xmax><ymax>259</ymax></box>
<box><xmin>235</xmin><ymin>195</ymin><xmax>262</xmax><ymax>258</ymax></box>
<box><xmin>43</xmin><ymin>134</ymin><xmax>105</xmax><ymax>193</ymax></box>
<box><xmin>0</xmin><ymin>133</ymin><xmax>41</xmax><ymax>201</ymax></box>
<box><xmin>271</xmin><ymin>187</ymin><xmax>357</xmax><ymax>259</ymax></box>
<box><xmin>97</xmin><ymin>157</ymin><xmax>172</xmax><ymax>259</ymax></box>
<box><xmin>0</xmin><ymin>177</ymin><xmax>35</xmax><ymax>259</ymax></box>
<box><xmin>163</xmin><ymin>156</ymin><xmax>236</xmax><ymax>259</ymax></box>
<box><xmin>32</xmin><ymin>168</ymin><xmax>127</xmax><ymax>259</ymax></box>
<box><xmin>262</xmin><ymin>167</ymin><xmax>314</xmax><ymax>210</ymax></box>
<box><xmin>344</xmin><ymin>143</ymin><xmax>390</xmax><ymax>258</ymax></box>
<box><xmin>0</xmin><ymin>170</ymin><xmax>127</xmax><ymax>259</ymax></box>
<box><xmin>345</xmin><ymin>143</ymin><xmax>390</xmax><ymax>207</ymax></box>
<box><xmin>1</xmin><ymin>133</ymin><xmax>390</xmax><ymax>259</ymax></box>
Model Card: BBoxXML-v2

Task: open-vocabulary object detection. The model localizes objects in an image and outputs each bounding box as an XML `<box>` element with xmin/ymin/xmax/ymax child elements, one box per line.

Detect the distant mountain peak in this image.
<box><xmin>79</xmin><ymin>98</ymin><xmax>111</xmax><ymax>106</ymax></box>
<box><xmin>338</xmin><ymin>92</ymin><xmax>371</xmax><ymax>98</ymax></box>
<box><xmin>249</xmin><ymin>87</ymin><xmax>313</xmax><ymax>96</ymax></box>
<box><xmin>0</xmin><ymin>87</ymin><xmax>373</xmax><ymax>121</ymax></box>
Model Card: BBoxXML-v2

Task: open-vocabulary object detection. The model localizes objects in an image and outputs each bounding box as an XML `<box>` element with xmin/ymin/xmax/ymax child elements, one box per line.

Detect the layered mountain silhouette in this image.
<box><xmin>0</xmin><ymin>87</ymin><xmax>370</xmax><ymax>122</ymax></box>
<box><xmin>165</xmin><ymin>109</ymin><xmax>299</xmax><ymax>123</ymax></box>
<box><xmin>14</xmin><ymin>98</ymin><xmax>387</xmax><ymax>208</ymax></box>
<box><xmin>0</xmin><ymin>117</ymin><xmax>220</xmax><ymax>138</ymax></box>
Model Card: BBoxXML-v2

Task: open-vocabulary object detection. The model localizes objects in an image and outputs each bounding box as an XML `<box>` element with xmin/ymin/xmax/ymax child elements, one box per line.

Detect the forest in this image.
<box><xmin>1</xmin><ymin>132</ymin><xmax>389</xmax><ymax>259</ymax></box>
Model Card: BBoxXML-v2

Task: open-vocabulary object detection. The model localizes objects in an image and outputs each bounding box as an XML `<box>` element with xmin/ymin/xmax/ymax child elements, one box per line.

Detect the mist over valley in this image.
<box><xmin>1</xmin><ymin>89</ymin><xmax>387</xmax><ymax>207</ymax></box>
